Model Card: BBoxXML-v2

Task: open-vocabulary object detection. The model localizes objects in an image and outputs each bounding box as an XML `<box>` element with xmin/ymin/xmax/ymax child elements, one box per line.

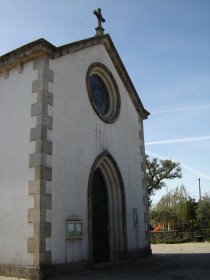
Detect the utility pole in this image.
<box><xmin>198</xmin><ymin>178</ymin><xmax>201</xmax><ymax>200</ymax></box>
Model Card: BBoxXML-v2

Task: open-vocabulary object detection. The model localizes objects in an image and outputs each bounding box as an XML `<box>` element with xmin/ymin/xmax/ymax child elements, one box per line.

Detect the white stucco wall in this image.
<box><xmin>0</xmin><ymin>63</ymin><xmax>35</xmax><ymax>265</ymax></box>
<box><xmin>50</xmin><ymin>44</ymin><xmax>146</xmax><ymax>264</ymax></box>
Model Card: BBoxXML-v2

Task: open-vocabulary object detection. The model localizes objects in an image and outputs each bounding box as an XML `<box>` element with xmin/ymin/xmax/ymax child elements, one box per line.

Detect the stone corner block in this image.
<box><xmin>34</xmin><ymin>193</ymin><xmax>52</xmax><ymax>209</ymax></box>
<box><xmin>33</xmin><ymin>57</ymin><xmax>49</xmax><ymax>70</ymax></box>
<box><xmin>35</xmin><ymin>166</ymin><xmax>52</xmax><ymax>181</ymax></box>
<box><xmin>37</xmin><ymin>91</ymin><xmax>53</xmax><ymax>106</ymax></box>
<box><xmin>31</xmin><ymin>102</ymin><xmax>48</xmax><ymax>116</ymax></box>
<box><xmin>36</xmin><ymin>115</ymin><xmax>53</xmax><ymax>130</ymax></box>
<box><xmin>33</xmin><ymin>251</ymin><xmax>51</xmax><ymax>266</ymax></box>
<box><xmin>35</xmin><ymin>139</ymin><xmax>52</xmax><ymax>155</ymax></box>
<box><xmin>29</xmin><ymin>153</ymin><xmax>47</xmax><ymax>168</ymax></box>
<box><xmin>30</xmin><ymin>125</ymin><xmax>47</xmax><ymax>142</ymax></box>
<box><xmin>27</xmin><ymin>237</ymin><xmax>40</xmax><ymax>253</ymax></box>
<box><xmin>32</xmin><ymin>79</ymin><xmax>48</xmax><ymax>93</ymax></box>
<box><xmin>48</xmin><ymin>69</ymin><xmax>54</xmax><ymax>82</ymax></box>
<box><xmin>28</xmin><ymin>180</ymin><xmax>47</xmax><ymax>195</ymax></box>
<box><xmin>28</xmin><ymin>208</ymin><xmax>46</xmax><ymax>223</ymax></box>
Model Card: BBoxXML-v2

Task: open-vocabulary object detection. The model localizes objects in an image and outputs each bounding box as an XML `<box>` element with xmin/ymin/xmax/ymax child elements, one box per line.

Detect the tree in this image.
<box><xmin>185</xmin><ymin>197</ymin><xmax>198</xmax><ymax>229</ymax></box>
<box><xmin>196</xmin><ymin>193</ymin><xmax>210</xmax><ymax>228</ymax></box>
<box><xmin>145</xmin><ymin>155</ymin><xmax>182</xmax><ymax>206</ymax></box>
<box><xmin>150</xmin><ymin>198</ymin><xmax>176</xmax><ymax>229</ymax></box>
<box><xmin>149</xmin><ymin>186</ymin><xmax>197</xmax><ymax>230</ymax></box>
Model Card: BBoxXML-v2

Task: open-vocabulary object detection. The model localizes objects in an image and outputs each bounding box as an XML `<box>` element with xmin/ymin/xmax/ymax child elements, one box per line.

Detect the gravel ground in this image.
<box><xmin>50</xmin><ymin>242</ymin><xmax>210</xmax><ymax>280</ymax></box>
<box><xmin>1</xmin><ymin>242</ymin><xmax>210</xmax><ymax>280</ymax></box>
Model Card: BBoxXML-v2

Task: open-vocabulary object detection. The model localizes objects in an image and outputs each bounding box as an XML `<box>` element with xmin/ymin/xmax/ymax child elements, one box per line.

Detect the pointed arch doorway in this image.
<box><xmin>88</xmin><ymin>152</ymin><xmax>127</xmax><ymax>263</ymax></box>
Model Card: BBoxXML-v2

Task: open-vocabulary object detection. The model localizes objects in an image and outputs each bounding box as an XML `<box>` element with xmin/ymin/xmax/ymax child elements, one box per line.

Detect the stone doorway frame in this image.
<box><xmin>88</xmin><ymin>151</ymin><xmax>127</xmax><ymax>262</ymax></box>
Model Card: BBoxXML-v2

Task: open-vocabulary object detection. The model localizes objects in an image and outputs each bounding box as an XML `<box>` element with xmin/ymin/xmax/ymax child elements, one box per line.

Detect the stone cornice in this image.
<box><xmin>0</xmin><ymin>35</ymin><xmax>150</xmax><ymax>119</ymax></box>
<box><xmin>0</xmin><ymin>39</ymin><xmax>55</xmax><ymax>71</ymax></box>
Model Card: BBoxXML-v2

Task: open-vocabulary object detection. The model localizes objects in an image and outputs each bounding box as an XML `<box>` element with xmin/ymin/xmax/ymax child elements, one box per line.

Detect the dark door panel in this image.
<box><xmin>92</xmin><ymin>169</ymin><xmax>109</xmax><ymax>262</ymax></box>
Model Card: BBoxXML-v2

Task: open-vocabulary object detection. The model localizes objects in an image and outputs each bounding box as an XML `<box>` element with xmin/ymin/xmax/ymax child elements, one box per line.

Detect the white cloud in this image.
<box><xmin>145</xmin><ymin>136</ymin><xmax>210</xmax><ymax>145</ymax></box>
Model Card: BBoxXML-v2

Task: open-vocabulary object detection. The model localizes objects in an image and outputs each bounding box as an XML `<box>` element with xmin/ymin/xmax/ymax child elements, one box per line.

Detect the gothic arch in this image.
<box><xmin>88</xmin><ymin>151</ymin><xmax>127</xmax><ymax>262</ymax></box>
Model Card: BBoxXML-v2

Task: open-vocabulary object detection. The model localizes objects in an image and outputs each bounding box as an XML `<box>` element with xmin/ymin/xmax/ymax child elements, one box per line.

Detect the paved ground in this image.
<box><xmin>1</xmin><ymin>242</ymin><xmax>210</xmax><ymax>280</ymax></box>
<box><xmin>152</xmin><ymin>242</ymin><xmax>210</xmax><ymax>254</ymax></box>
<box><xmin>50</xmin><ymin>242</ymin><xmax>210</xmax><ymax>280</ymax></box>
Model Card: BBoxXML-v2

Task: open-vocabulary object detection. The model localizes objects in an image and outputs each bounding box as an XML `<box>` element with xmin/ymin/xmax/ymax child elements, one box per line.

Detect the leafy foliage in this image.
<box><xmin>150</xmin><ymin>186</ymin><xmax>198</xmax><ymax>230</ymax></box>
<box><xmin>145</xmin><ymin>155</ymin><xmax>182</xmax><ymax>206</ymax></box>
<box><xmin>196</xmin><ymin>193</ymin><xmax>210</xmax><ymax>228</ymax></box>
<box><xmin>150</xmin><ymin>238</ymin><xmax>188</xmax><ymax>244</ymax></box>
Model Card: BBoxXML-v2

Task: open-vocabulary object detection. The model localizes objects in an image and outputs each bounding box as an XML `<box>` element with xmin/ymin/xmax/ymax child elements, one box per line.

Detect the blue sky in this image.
<box><xmin>1</xmin><ymin>0</ymin><xmax>209</xmax><ymax>204</ymax></box>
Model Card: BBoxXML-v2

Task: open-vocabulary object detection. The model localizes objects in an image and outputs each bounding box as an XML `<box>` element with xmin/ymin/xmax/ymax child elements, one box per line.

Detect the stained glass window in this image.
<box><xmin>89</xmin><ymin>74</ymin><xmax>109</xmax><ymax>115</ymax></box>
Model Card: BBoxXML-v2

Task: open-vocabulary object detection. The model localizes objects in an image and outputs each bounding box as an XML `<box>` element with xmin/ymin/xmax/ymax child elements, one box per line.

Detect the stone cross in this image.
<box><xmin>93</xmin><ymin>8</ymin><xmax>105</xmax><ymax>36</ymax></box>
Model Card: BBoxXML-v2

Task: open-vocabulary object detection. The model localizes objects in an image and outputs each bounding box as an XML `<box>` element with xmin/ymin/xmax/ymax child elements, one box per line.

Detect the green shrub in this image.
<box><xmin>150</xmin><ymin>238</ymin><xmax>188</xmax><ymax>244</ymax></box>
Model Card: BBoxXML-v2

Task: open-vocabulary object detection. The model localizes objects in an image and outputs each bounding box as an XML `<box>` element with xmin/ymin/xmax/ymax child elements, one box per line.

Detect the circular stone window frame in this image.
<box><xmin>86</xmin><ymin>62</ymin><xmax>121</xmax><ymax>124</ymax></box>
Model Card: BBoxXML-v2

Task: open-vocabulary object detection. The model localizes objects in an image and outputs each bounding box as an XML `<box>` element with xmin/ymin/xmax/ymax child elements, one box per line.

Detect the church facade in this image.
<box><xmin>0</xmin><ymin>34</ymin><xmax>150</xmax><ymax>279</ymax></box>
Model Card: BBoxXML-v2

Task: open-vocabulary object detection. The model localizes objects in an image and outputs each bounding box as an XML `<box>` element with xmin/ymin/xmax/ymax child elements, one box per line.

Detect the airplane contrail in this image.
<box><xmin>146</xmin><ymin>150</ymin><xmax>210</xmax><ymax>181</ymax></box>
<box><xmin>152</xmin><ymin>104</ymin><xmax>210</xmax><ymax>115</ymax></box>
<box><xmin>145</xmin><ymin>136</ymin><xmax>210</xmax><ymax>145</ymax></box>
<box><xmin>181</xmin><ymin>163</ymin><xmax>210</xmax><ymax>181</ymax></box>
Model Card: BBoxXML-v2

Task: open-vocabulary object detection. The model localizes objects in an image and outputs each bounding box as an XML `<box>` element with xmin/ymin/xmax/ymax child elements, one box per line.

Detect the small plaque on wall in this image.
<box><xmin>66</xmin><ymin>221</ymin><xmax>82</xmax><ymax>240</ymax></box>
<box><xmin>132</xmin><ymin>208</ymin><xmax>139</xmax><ymax>226</ymax></box>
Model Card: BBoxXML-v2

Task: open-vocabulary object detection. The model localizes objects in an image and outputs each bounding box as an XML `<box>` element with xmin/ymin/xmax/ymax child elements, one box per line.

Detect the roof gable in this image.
<box><xmin>0</xmin><ymin>35</ymin><xmax>149</xmax><ymax>119</ymax></box>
